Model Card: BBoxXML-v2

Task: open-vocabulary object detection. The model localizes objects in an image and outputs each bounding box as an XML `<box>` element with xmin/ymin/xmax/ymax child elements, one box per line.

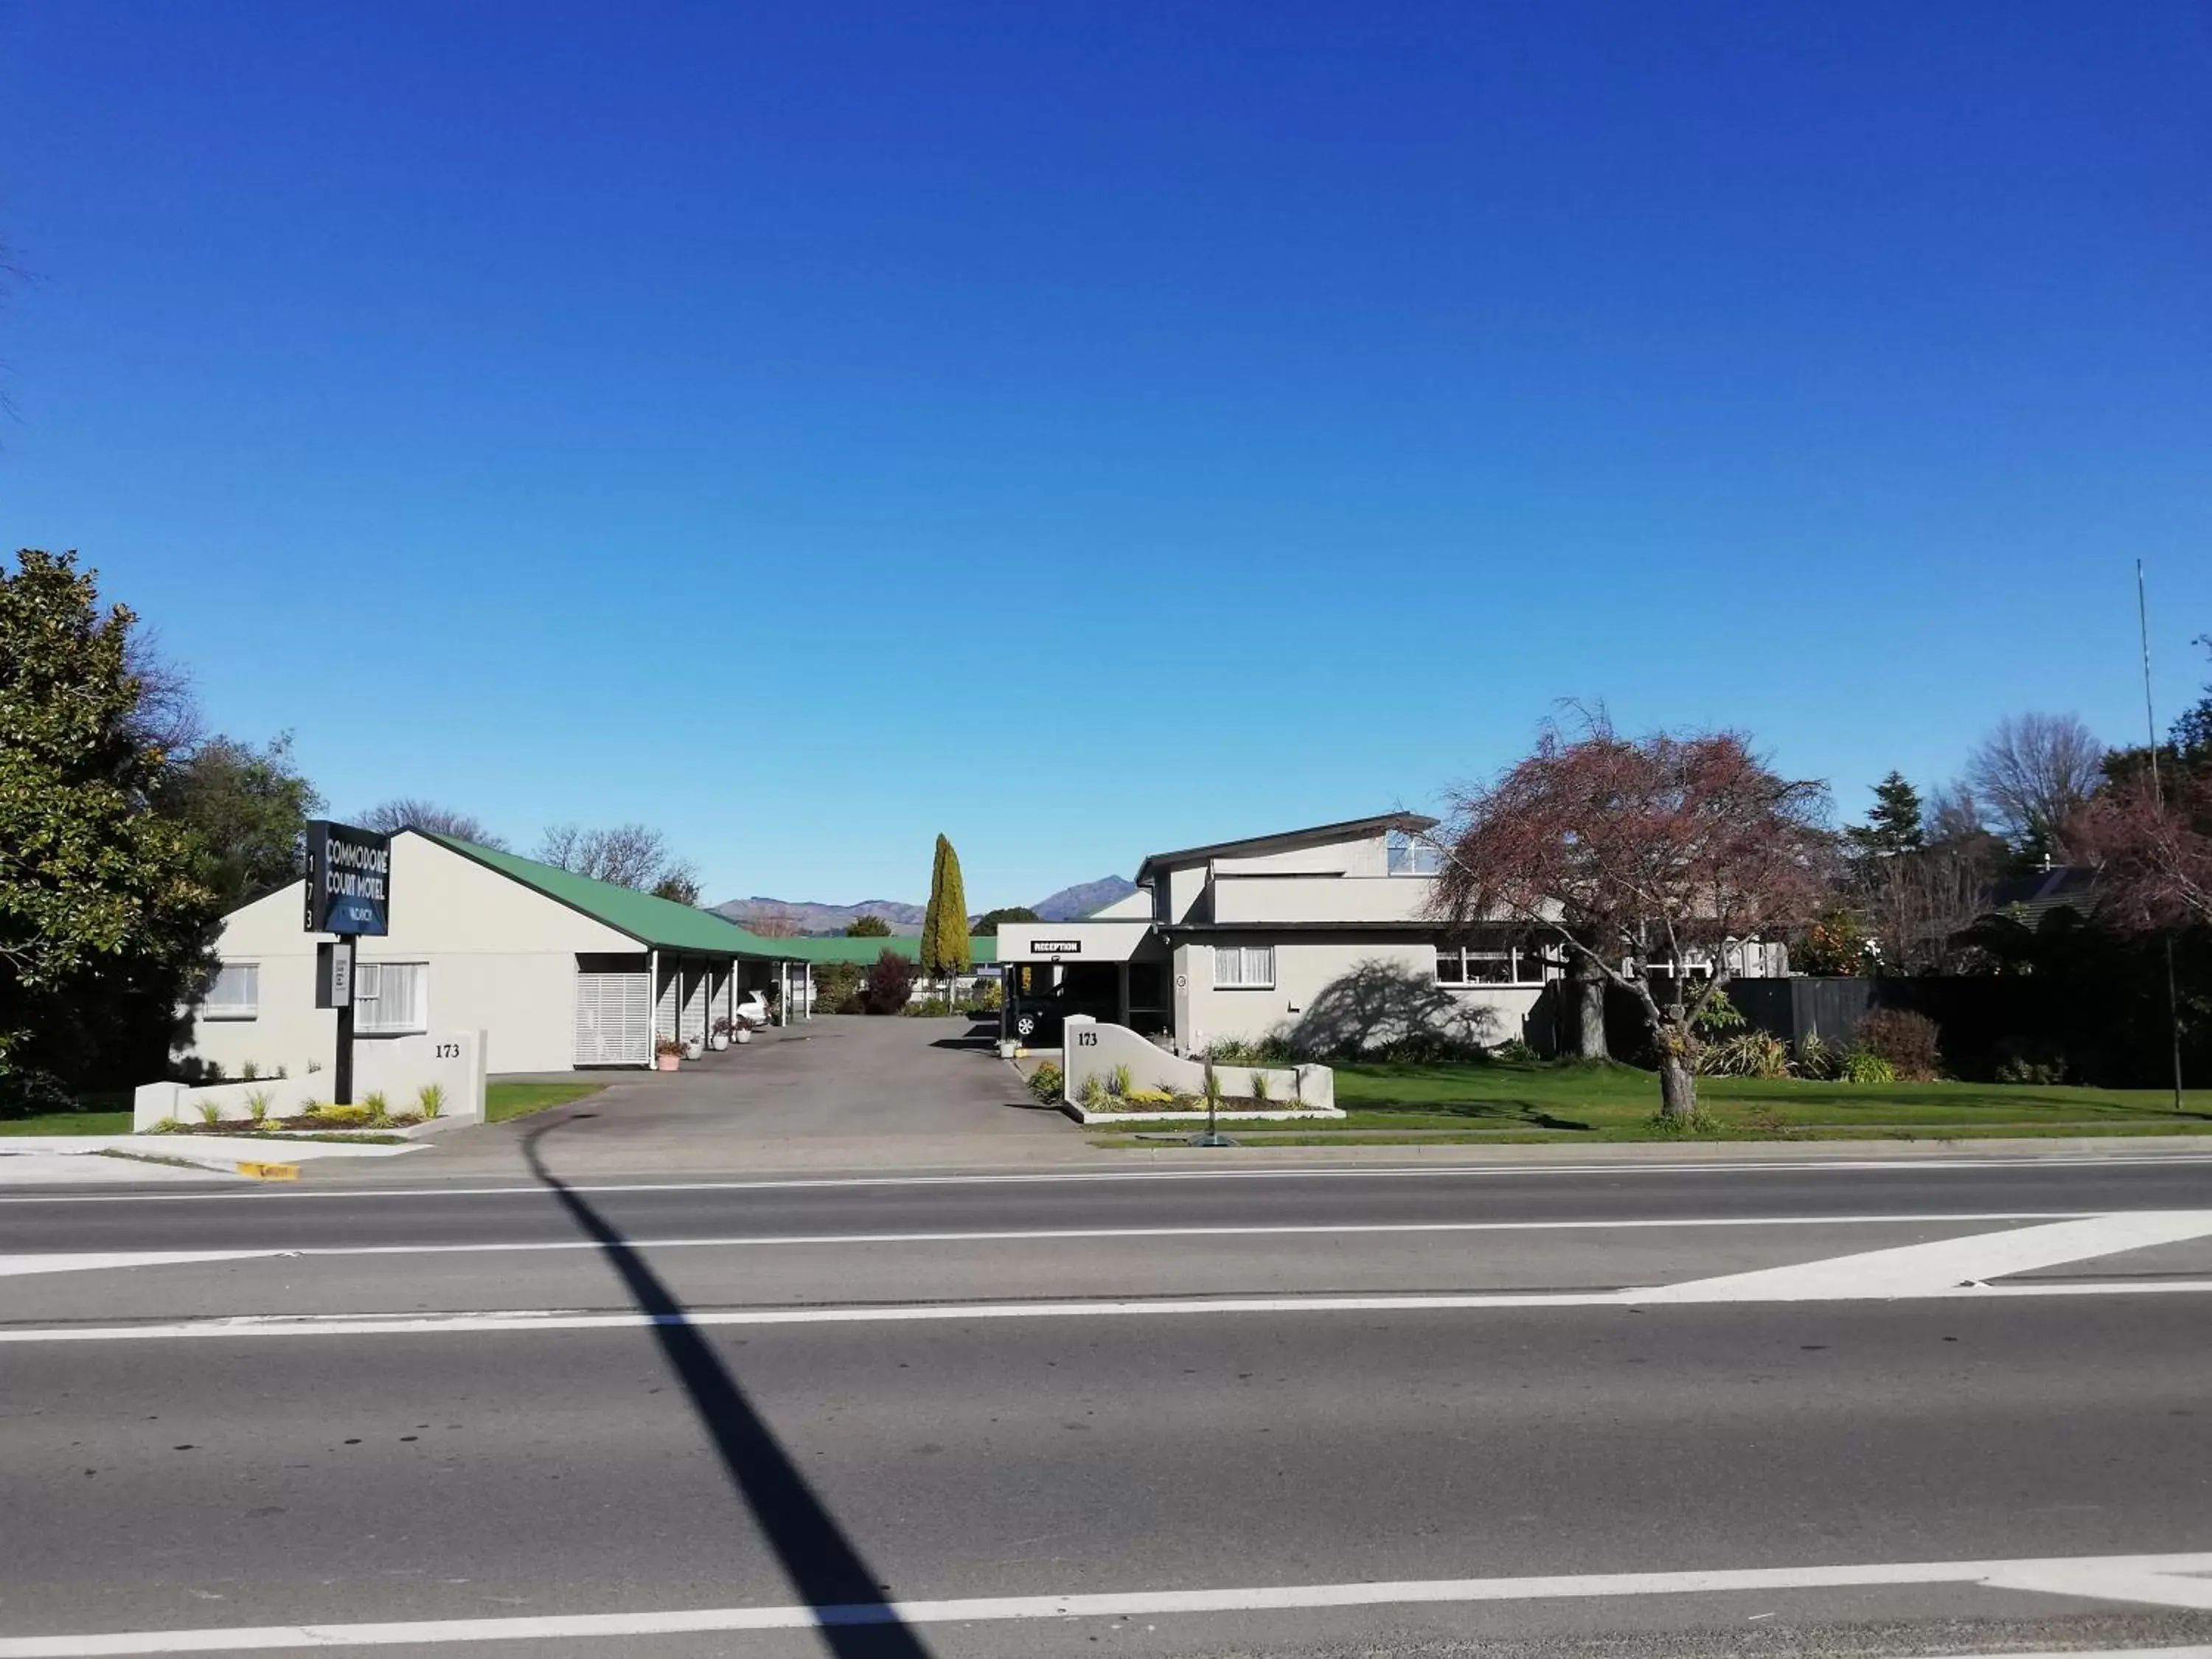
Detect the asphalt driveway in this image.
<box><xmin>386</xmin><ymin>1014</ymin><xmax>1079</xmax><ymax>1180</ymax></box>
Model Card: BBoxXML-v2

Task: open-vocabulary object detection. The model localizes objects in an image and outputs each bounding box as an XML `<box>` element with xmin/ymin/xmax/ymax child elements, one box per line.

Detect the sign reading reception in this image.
<box><xmin>305</xmin><ymin>821</ymin><xmax>393</xmax><ymax>936</ymax></box>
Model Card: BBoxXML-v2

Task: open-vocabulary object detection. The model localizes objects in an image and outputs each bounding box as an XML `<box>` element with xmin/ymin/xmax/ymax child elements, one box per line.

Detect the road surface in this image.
<box><xmin>4</xmin><ymin>1148</ymin><xmax>2211</xmax><ymax>1658</ymax></box>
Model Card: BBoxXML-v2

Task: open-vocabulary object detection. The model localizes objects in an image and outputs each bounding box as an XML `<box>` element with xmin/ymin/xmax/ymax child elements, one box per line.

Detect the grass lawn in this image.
<box><xmin>1093</xmin><ymin>1060</ymin><xmax>2212</xmax><ymax>1145</ymax></box>
<box><xmin>486</xmin><ymin>1080</ymin><xmax>606</xmax><ymax>1124</ymax></box>
<box><xmin>0</xmin><ymin>1089</ymin><xmax>132</xmax><ymax>1137</ymax></box>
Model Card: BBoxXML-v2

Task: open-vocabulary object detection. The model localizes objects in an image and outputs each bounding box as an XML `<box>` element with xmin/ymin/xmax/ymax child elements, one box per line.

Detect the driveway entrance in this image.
<box><xmin>407</xmin><ymin>1014</ymin><xmax>1078</xmax><ymax>1180</ymax></box>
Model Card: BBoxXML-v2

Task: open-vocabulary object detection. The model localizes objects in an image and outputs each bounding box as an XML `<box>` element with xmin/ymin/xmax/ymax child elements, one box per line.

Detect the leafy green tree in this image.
<box><xmin>153</xmin><ymin>732</ymin><xmax>323</xmax><ymax>912</ymax></box>
<box><xmin>0</xmin><ymin>551</ymin><xmax>218</xmax><ymax>1107</ymax></box>
<box><xmin>846</xmin><ymin>914</ymin><xmax>892</xmax><ymax>937</ymax></box>
<box><xmin>970</xmin><ymin>906</ymin><xmax>1037</xmax><ymax>936</ymax></box>
<box><xmin>1846</xmin><ymin>771</ymin><xmax>1924</xmax><ymax>859</ymax></box>
<box><xmin>919</xmin><ymin>834</ymin><xmax>973</xmax><ymax>983</ymax></box>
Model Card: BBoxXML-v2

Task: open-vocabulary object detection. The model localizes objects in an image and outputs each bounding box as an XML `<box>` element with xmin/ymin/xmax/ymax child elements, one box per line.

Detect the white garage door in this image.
<box><xmin>574</xmin><ymin>967</ymin><xmax>651</xmax><ymax>1066</ymax></box>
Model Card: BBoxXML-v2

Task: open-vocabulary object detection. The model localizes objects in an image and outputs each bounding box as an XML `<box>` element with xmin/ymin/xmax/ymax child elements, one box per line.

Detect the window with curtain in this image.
<box><xmin>201</xmin><ymin>962</ymin><xmax>259</xmax><ymax>1018</ymax></box>
<box><xmin>355</xmin><ymin>961</ymin><xmax>428</xmax><ymax>1034</ymax></box>
<box><xmin>1212</xmin><ymin>944</ymin><xmax>1275</xmax><ymax>988</ymax></box>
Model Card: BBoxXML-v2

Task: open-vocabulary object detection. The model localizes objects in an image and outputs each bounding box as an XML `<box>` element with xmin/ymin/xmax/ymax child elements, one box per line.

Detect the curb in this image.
<box><xmin>234</xmin><ymin>1161</ymin><xmax>300</xmax><ymax>1181</ymax></box>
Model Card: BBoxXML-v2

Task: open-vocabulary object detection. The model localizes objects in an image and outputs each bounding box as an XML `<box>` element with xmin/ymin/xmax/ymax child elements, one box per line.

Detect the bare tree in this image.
<box><xmin>1964</xmin><ymin>713</ymin><xmax>2106</xmax><ymax>852</ymax></box>
<box><xmin>1429</xmin><ymin>716</ymin><xmax>1832</xmax><ymax>1119</ymax></box>
<box><xmin>535</xmin><ymin>822</ymin><xmax>694</xmax><ymax>897</ymax></box>
<box><xmin>1923</xmin><ymin>781</ymin><xmax>1986</xmax><ymax>844</ymax></box>
<box><xmin>743</xmin><ymin>904</ymin><xmax>801</xmax><ymax>938</ymax></box>
<box><xmin>122</xmin><ymin>630</ymin><xmax>206</xmax><ymax>758</ymax></box>
<box><xmin>359</xmin><ymin>799</ymin><xmax>507</xmax><ymax>849</ymax></box>
<box><xmin>2069</xmin><ymin>772</ymin><xmax>2212</xmax><ymax>931</ymax></box>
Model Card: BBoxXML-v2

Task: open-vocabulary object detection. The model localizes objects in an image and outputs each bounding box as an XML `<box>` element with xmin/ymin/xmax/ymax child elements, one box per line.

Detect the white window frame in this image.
<box><xmin>1435</xmin><ymin>945</ymin><xmax>1550</xmax><ymax>987</ymax></box>
<box><xmin>1386</xmin><ymin>829</ymin><xmax>1443</xmax><ymax>877</ymax></box>
<box><xmin>355</xmin><ymin>960</ymin><xmax>429</xmax><ymax>1036</ymax></box>
<box><xmin>1212</xmin><ymin>943</ymin><xmax>1276</xmax><ymax>990</ymax></box>
<box><xmin>201</xmin><ymin>961</ymin><xmax>260</xmax><ymax>1020</ymax></box>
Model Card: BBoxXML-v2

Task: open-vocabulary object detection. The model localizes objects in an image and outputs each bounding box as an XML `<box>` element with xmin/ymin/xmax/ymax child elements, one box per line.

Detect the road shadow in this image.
<box><xmin>522</xmin><ymin>1119</ymin><xmax>933</xmax><ymax>1658</ymax></box>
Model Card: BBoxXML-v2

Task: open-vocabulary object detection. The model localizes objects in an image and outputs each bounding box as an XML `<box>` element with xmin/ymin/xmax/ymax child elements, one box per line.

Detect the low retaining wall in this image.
<box><xmin>134</xmin><ymin>1030</ymin><xmax>487</xmax><ymax>1131</ymax></box>
<box><xmin>1059</xmin><ymin>1017</ymin><xmax>1339</xmax><ymax>1117</ymax></box>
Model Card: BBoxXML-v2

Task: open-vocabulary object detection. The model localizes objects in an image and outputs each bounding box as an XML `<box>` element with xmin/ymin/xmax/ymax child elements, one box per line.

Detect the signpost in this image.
<box><xmin>305</xmin><ymin>821</ymin><xmax>392</xmax><ymax>1105</ymax></box>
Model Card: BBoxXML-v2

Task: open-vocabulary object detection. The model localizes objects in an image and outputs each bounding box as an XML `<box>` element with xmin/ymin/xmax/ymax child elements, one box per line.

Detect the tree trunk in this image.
<box><xmin>1569</xmin><ymin>955</ymin><xmax>1609</xmax><ymax>1061</ymax></box>
<box><xmin>1652</xmin><ymin>1007</ymin><xmax>1698</xmax><ymax>1119</ymax></box>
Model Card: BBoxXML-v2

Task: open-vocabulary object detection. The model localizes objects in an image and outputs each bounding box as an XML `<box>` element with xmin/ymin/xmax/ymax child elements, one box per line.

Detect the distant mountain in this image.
<box><xmin>712</xmin><ymin>877</ymin><xmax>1140</xmax><ymax>936</ymax></box>
<box><xmin>710</xmin><ymin>897</ymin><xmax>923</xmax><ymax>938</ymax></box>
<box><xmin>1031</xmin><ymin>875</ymin><xmax>1139</xmax><ymax>921</ymax></box>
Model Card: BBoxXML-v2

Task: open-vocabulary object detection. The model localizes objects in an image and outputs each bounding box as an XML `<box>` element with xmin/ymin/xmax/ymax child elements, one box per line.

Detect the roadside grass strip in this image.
<box><xmin>2</xmin><ymin>1551</ymin><xmax>2211</xmax><ymax>1655</ymax></box>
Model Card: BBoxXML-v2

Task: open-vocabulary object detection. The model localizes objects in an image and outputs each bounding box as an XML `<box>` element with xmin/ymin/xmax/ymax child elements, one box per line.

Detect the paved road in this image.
<box><xmin>4</xmin><ymin>1153</ymin><xmax>2211</xmax><ymax>1658</ymax></box>
<box><xmin>411</xmin><ymin>1015</ymin><xmax>1074</xmax><ymax>1181</ymax></box>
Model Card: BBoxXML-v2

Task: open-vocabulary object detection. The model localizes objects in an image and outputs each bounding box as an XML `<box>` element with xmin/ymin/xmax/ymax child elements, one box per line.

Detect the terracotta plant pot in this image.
<box><xmin>655</xmin><ymin>1054</ymin><xmax>681</xmax><ymax>1072</ymax></box>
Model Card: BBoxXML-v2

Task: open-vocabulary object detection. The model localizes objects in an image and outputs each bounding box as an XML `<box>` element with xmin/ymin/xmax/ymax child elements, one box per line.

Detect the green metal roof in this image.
<box><xmin>419</xmin><ymin>833</ymin><xmax>997</xmax><ymax>963</ymax></box>
<box><xmin>770</xmin><ymin>933</ymin><xmax>998</xmax><ymax>966</ymax></box>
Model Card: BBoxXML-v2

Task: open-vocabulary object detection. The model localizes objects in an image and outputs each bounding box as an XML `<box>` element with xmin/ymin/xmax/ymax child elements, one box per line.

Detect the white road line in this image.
<box><xmin>1632</xmin><ymin>1211</ymin><xmax>2212</xmax><ymax>1303</ymax></box>
<box><xmin>8</xmin><ymin>1275</ymin><xmax>2212</xmax><ymax>1345</ymax></box>
<box><xmin>0</xmin><ymin>1211</ymin><xmax>2095</xmax><ymax>1276</ymax></box>
<box><xmin>3</xmin><ymin>1551</ymin><xmax>2210</xmax><ymax>1655</ymax></box>
<box><xmin>0</xmin><ymin>1249</ymin><xmax>275</xmax><ymax>1279</ymax></box>
<box><xmin>4</xmin><ymin>1152</ymin><xmax>2209</xmax><ymax>1204</ymax></box>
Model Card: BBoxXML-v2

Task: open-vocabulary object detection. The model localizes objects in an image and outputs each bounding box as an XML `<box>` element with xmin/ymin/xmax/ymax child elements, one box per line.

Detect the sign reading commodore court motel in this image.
<box><xmin>305</xmin><ymin>821</ymin><xmax>392</xmax><ymax>936</ymax></box>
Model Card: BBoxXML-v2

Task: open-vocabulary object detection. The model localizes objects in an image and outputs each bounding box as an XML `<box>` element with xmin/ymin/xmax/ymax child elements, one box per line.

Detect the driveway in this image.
<box><xmin>386</xmin><ymin>1014</ymin><xmax>1079</xmax><ymax>1180</ymax></box>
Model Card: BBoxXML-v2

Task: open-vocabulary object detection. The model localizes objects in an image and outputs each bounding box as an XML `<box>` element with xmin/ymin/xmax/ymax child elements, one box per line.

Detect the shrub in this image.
<box><xmin>417</xmin><ymin>1083</ymin><xmax>445</xmax><ymax>1119</ymax></box>
<box><xmin>1698</xmin><ymin>1031</ymin><xmax>1792</xmax><ymax>1078</ymax></box>
<box><xmin>1993</xmin><ymin>1037</ymin><xmax>2069</xmax><ymax>1086</ymax></box>
<box><xmin>197</xmin><ymin>1099</ymin><xmax>223</xmax><ymax>1125</ymax></box>
<box><xmin>151</xmin><ymin>1115</ymin><xmax>184</xmax><ymax>1134</ymax></box>
<box><xmin>240</xmin><ymin>1060</ymin><xmax>260</xmax><ymax>1082</ymax></box>
<box><xmin>1077</xmin><ymin>1074</ymin><xmax>1107</xmax><ymax>1109</ymax></box>
<box><xmin>1248</xmin><ymin>1069</ymin><xmax>1270</xmax><ymax>1103</ymax></box>
<box><xmin>1489</xmin><ymin>1037</ymin><xmax>1540</xmax><ymax>1063</ymax></box>
<box><xmin>307</xmin><ymin>1104</ymin><xmax>374</xmax><ymax>1126</ymax></box>
<box><xmin>1026</xmin><ymin>1062</ymin><xmax>1064</xmax><ymax>1104</ymax></box>
<box><xmin>1126</xmin><ymin>1088</ymin><xmax>1175</xmax><ymax>1106</ymax></box>
<box><xmin>1854</xmin><ymin>1009</ymin><xmax>1941</xmax><ymax>1082</ymax></box>
<box><xmin>1841</xmin><ymin>1050</ymin><xmax>1896</xmax><ymax>1085</ymax></box>
<box><xmin>1205</xmin><ymin>1035</ymin><xmax>1300</xmax><ymax>1065</ymax></box>
<box><xmin>901</xmin><ymin>997</ymin><xmax>953</xmax><ymax>1018</ymax></box>
<box><xmin>1794</xmin><ymin>1032</ymin><xmax>1842</xmax><ymax>1080</ymax></box>
<box><xmin>362</xmin><ymin>1091</ymin><xmax>392</xmax><ymax>1126</ymax></box>
<box><xmin>1692</xmin><ymin>988</ymin><xmax>1746</xmax><ymax>1033</ymax></box>
<box><xmin>862</xmin><ymin>949</ymin><xmax>914</xmax><ymax>1015</ymax></box>
<box><xmin>965</xmin><ymin>981</ymin><xmax>1004</xmax><ymax>1012</ymax></box>
<box><xmin>245</xmin><ymin>1089</ymin><xmax>274</xmax><ymax>1124</ymax></box>
<box><xmin>814</xmin><ymin>961</ymin><xmax>865</xmax><ymax>1015</ymax></box>
<box><xmin>1107</xmin><ymin>1063</ymin><xmax>1132</xmax><ymax>1096</ymax></box>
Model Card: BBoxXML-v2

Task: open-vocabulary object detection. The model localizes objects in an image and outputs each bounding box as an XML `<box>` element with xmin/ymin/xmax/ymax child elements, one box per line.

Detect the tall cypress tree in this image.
<box><xmin>920</xmin><ymin>834</ymin><xmax>972</xmax><ymax>986</ymax></box>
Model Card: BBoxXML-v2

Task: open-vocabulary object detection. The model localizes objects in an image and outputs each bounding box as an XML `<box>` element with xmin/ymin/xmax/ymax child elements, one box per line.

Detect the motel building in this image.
<box><xmin>994</xmin><ymin>812</ymin><xmax>1784</xmax><ymax>1058</ymax></box>
<box><xmin>181</xmin><ymin>831</ymin><xmax>989</xmax><ymax>1077</ymax></box>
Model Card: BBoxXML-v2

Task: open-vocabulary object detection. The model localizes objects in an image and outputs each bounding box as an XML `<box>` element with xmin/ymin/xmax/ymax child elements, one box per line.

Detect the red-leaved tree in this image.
<box><xmin>1428</xmin><ymin>717</ymin><xmax>1832</xmax><ymax>1119</ymax></box>
<box><xmin>2066</xmin><ymin>772</ymin><xmax>2212</xmax><ymax>931</ymax></box>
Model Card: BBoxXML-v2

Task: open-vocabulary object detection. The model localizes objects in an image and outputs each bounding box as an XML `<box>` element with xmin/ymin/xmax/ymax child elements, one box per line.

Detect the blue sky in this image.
<box><xmin>4</xmin><ymin>1</ymin><xmax>2208</xmax><ymax>909</ymax></box>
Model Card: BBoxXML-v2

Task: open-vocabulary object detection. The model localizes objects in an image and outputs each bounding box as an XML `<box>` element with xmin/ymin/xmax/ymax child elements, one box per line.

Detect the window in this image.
<box><xmin>1435</xmin><ymin>946</ymin><xmax>1551</xmax><ymax>986</ymax></box>
<box><xmin>1386</xmin><ymin>829</ymin><xmax>1443</xmax><ymax>876</ymax></box>
<box><xmin>201</xmin><ymin>961</ymin><xmax>258</xmax><ymax>1018</ymax></box>
<box><xmin>355</xmin><ymin>961</ymin><xmax>427</xmax><ymax>1034</ymax></box>
<box><xmin>1212</xmin><ymin>944</ymin><xmax>1275</xmax><ymax>989</ymax></box>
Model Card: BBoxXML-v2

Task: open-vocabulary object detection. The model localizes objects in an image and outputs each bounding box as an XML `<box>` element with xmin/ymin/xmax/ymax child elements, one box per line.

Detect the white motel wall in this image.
<box><xmin>997</xmin><ymin>812</ymin><xmax>1781</xmax><ymax>1059</ymax></box>
<box><xmin>183</xmin><ymin>833</ymin><xmax>668</xmax><ymax>1079</ymax></box>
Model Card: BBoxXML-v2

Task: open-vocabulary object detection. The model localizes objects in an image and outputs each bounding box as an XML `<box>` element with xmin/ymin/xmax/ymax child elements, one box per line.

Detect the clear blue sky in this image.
<box><xmin>4</xmin><ymin>1</ymin><xmax>2208</xmax><ymax>909</ymax></box>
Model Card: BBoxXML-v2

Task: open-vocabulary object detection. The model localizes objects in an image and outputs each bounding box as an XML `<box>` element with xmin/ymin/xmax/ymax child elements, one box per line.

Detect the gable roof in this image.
<box><xmin>1135</xmin><ymin>811</ymin><xmax>1438</xmax><ymax>882</ymax></box>
<box><xmin>418</xmin><ymin>832</ymin><xmax>764</xmax><ymax>956</ymax></box>
<box><xmin>417</xmin><ymin>832</ymin><xmax>998</xmax><ymax>963</ymax></box>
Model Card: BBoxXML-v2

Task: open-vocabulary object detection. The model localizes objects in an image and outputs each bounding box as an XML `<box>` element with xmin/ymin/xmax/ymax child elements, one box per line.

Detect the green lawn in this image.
<box><xmin>485</xmin><ymin>1080</ymin><xmax>606</xmax><ymax>1124</ymax></box>
<box><xmin>0</xmin><ymin>1107</ymin><xmax>134</xmax><ymax>1136</ymax></box>
<box><xmin>1092</xmin><ymin>1060</ymin><xmax>2212</xmax><ymax>1145</ymax></box>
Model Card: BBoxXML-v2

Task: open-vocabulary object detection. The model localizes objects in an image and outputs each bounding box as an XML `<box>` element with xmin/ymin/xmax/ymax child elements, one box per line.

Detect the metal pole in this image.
<box><xmin>2138</xmin><ymin>560</ymin><xmax>2186</xmax><ymax>1112</ymax></box>
<box><xmin>334</xmin><ymin>935</ymin><xmax>357</xmax><ymax>1105</ymax></box>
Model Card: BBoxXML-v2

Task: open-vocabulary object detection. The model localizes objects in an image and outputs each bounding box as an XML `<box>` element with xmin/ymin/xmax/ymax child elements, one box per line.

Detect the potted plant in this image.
<box><xmin>682</xmin><ymin>1034</ymin><xmax>704</xmax><ymax>1062</ymax></box>
<box><xmin>709</xmin><ymin>1017</ymin><xmax>732</xmax><ymax>1052</ymax></box>
<box><xmin>655</xmin><ymin>1037</ymin><xmax>684</xmax><ymax>1072</ymax></box>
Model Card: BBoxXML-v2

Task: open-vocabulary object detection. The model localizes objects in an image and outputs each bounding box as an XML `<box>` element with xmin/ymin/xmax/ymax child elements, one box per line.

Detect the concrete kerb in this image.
<box><xmin>0</xmin><ymin>1135</ymin><xmax>425</xmax><ymax>1183</ymax></box>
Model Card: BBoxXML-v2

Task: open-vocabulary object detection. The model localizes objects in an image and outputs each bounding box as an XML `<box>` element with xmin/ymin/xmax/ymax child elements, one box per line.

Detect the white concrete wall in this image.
<box><xmin>1209</xmin><ymin>874</ymin><xmax>1433</xmax><ymax>925</ymax></box>
<box><xmin>1060</xmin><ymin>1017</ymin><xmax>1332</xmax><ymax>1110</ymax></box>
<box><xmin>1090</xmin><ymin>888</ymin><xmax>1155</xmax><ymax>920</ymax></box>
<box><xmin>136</xmin><ymin>1029</ymin><xmax>488</xmax><ymax>1130</ymax></box>
<box><xmin>178</xmin><ymin>833</ymin><xmax>641</xmax><ymax>1079</ymax></box>
<box><xmin>1179</xmin><ymin>935</ymin><xmax>1548</xmax><ymax>1056</ymax></box>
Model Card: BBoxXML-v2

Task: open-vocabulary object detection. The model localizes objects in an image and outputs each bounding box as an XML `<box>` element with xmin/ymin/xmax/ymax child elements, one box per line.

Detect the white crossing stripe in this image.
<box><xmin>1</xmin><ymin>1551</ymin><xmax>2209</xmax><ymax>1655</ymax></box>
<box><xmin>1631</xmin><ymin>1211</ymin><xmax>2212</xmax><ymax>1303</ymax></box>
